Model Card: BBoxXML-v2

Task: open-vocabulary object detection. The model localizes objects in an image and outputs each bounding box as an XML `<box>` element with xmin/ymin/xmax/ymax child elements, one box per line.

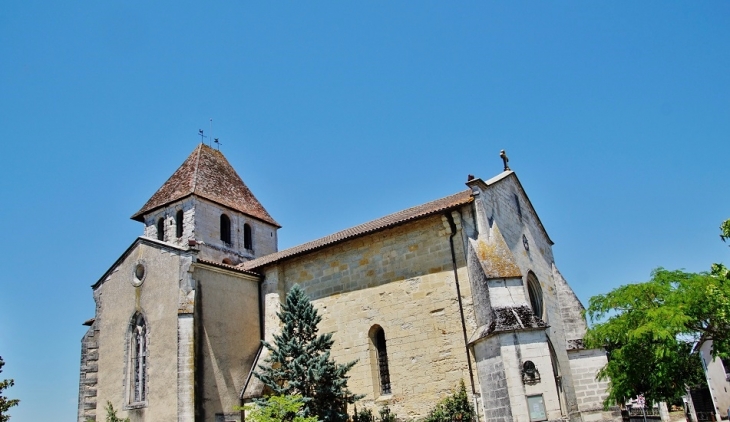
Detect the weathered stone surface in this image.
<box><xmin>80</xmin><ymin>146</ymin><xmax>620</xmax><ymax>422</ymax></box>
<box><xmin>258</xmin><ymin>215</ymin><xmax>477</xmax><ymax>420</ymax></box>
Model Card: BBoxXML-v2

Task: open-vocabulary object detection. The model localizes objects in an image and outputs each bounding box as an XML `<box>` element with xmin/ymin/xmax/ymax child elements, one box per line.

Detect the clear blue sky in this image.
<box><xmin>1</xmin><ymin>2</ymin><xmax>728</xmax><ymax>420</ymax></box>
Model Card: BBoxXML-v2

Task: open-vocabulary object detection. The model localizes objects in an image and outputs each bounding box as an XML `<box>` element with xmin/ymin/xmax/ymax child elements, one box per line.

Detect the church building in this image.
<box><xmin>78</xmin><ymin>143</ymin><xmax>619</xmax><ymax>422</ymax></box>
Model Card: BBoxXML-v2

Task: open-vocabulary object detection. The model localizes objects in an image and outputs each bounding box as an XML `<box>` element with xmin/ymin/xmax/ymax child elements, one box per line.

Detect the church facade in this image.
<box><xmin>78</xmin><ymin>143</ymin><xmax>619</xmax><ymax>422</ymax></box>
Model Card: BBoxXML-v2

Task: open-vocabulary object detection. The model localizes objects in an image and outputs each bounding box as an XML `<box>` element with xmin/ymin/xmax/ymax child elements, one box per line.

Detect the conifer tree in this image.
<box><xmin>255</xmin><ymin>284</ymin><xmax>362</xmax><ymax>422</ymax></box>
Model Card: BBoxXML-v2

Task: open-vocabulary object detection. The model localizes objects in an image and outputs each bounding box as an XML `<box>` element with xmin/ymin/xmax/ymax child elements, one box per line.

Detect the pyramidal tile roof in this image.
<box><xmin>131</xmin><ymin>143</ymin><xmax>279</xmax><ymax>226</ymax></box>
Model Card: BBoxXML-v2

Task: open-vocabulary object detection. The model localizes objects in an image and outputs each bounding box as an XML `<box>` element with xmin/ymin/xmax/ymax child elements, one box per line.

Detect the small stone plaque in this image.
<box><xmin>527</xmin><ymin>394</ymin><xmax>547</xmax><ymax>421</ymax></box>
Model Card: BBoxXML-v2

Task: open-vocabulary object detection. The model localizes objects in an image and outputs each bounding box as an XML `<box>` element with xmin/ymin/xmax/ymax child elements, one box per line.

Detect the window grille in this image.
<box><xmin>374</xmin><ymin>328</ymin><xmax>391</xmax><ymax>395</ymax></box>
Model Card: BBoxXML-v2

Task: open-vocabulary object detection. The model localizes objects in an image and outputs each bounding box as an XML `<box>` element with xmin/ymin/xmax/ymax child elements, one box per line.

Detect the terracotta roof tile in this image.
<box><xmin>242</xmin><ymin>190</ymin><xmax>473</xmax><ymax>270</ymax></box>
<box><xmin>131</xmin><ymin>143</ymin><xmax>279</xmax><ymax>226</ymax></box>
<box><xmin>196</xmin><ymin>258</ymin><xmax>262</xmax><ymax>277</ymax></box>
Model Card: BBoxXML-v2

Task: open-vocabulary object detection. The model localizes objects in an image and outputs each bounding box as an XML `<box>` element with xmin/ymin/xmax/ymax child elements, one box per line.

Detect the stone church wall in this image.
<box><xmin>567</xmin><ymin>349</ymin><xmax>617</xmax><ymax>421</ymax></box>
<box><xmin>78</xmin><ymin>321</ymin><xmax>100</xmax><ymax>422</ymax></box>
<box><xmin>267</xmin><ymin>214</ymin><xmax>478</xmax><ymax>420</ymax></box>
<box><xmin>476</xmin><ymin>174</ymin><xmax>582</xmax><ymax>418</ymax></box>
<box><xmin>143</xmin><ymin>197</ymin><xmax>279</xmax><ymax>265</ymax></box>
<box><xmin>143</xmin><ymin>197</ymin><xmax>196</xmax><ymax>248</ymax></box>
<box><xmin>193</xmin><ymin>198</ymin><xmax>278</xmax><ymax>263</ymax></box>
<box><xmin>192</xmin><ymin>265</ymin><xmax>261</xmax><ymax>422</ymax></box>
<box><xmin>93</xmin><ymin>242</ymin><xmax>191</xmax><ymax>422</ymax></box>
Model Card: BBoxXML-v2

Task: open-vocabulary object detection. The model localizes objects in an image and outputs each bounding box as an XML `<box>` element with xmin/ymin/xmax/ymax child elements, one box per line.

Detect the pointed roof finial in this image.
<box><xmin>500</xmin><ymin>150</ymin><xmax>510</xmax><ymax>171</ymax></box>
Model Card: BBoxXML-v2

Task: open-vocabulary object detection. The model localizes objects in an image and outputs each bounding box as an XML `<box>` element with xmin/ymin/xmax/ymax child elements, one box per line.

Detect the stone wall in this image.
<box><xmin>92</xmin><ymin>241</ymin><xmax>193</xmax><ymax>422</ymax></box>
<box><xmin>195</xmin><ymin>198</ymin><xmax>278</xmax><ymax>262</ymax></box>
<box><xmin>143</xmin><ymin>197</ymin><xmax>196</xmax><ymax>248</ymax></box>
<box><xmin>144</xmin><ymin>197</ymin><xmax>278</xmax><ymax>265</ymax></box>
<box><xmin>473</xmin><ymin>174</ymin><xmax>582</xmax><ymax>419</ymax></box>
<box><xmin>554</xmin><ymin>264</ymin><xmax>587</xmax><ymax>348</ymax></box>
<box><xmin>264</xmin><ymin>214</ymin><xmax>478</xmax><ymax>420</ymax></box>
<box><xmin>78</xmin><ymin>321</ymin><xmax>100</xmax><ymax>422</ymax></box>
<box><xmin>473</xmin><ymin>339</ymin><xmax>513</xmax><ymax>422</ymax></box>
<box><xmin>699</xmin><ymin>340</ymin><xmax>728</xmax><ymax>420</ymax></box>
<box><xmin>192</xmin><ymin>264</ymin><xmax>261</xmax><ymax>422</ymax></box>
<box><xmin>568</xmin><ymin>348</ymin><xmax>614</xmax><ymax>419</ymax></box>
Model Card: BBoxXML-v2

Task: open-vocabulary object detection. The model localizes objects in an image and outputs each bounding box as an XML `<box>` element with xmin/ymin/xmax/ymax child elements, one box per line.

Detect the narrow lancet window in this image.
<box><xmin>129</xmin><ymin>313</ymin><xmax>148</xmax><ymax>404</ymax></box>
<box><xmin>220</xmin><ymin>214</ymin><xmax>231</xmax><ymax>245</ymax></box>
<box><xmin>175</xmin><ymin>210</ymin><xmax>184</xmax><ymax>238</ymax></box>
<box><xmin>370</xmin><ymin>326</ymin><xmax>392</xmax><ymax>395</ymax></box>
<box><xmin>527</xmin><ymin>272</ymin><xmax>544</xmax><ymax>319</ymax></box>
<box><xmin>244</xmin><ymin>223</ymin><xmax>252</xmax><ymax>250</ymax></box>
<box><xmin>156</xmin><ymin>218</ymin><xmax>165</xmax><ymax>241</ymax></box>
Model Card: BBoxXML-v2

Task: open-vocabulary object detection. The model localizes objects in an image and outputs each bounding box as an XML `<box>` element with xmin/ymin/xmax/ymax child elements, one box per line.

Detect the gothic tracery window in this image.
<box><xmin>129</xmin><ymin>313</ymin><xmax>148</xmax><ymax>404</ymax></box>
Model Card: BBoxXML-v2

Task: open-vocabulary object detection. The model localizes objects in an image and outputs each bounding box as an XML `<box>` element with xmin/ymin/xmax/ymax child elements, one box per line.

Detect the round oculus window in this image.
<box><xmin>132</xmin><ymin>263</ymin><xmax>146</xmax><ymax>286</ymax></box>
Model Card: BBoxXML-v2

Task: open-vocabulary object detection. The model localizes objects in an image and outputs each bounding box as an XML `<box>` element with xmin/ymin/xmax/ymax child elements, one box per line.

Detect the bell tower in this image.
<box><xmin>130</xmin><ymin>143</ymin><xmax>280</xmax><ymax>264</ymax></box>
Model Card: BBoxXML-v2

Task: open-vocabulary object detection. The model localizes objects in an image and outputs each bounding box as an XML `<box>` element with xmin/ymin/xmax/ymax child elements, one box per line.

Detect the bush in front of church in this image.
<box><xmin>239</xmin><ymin>395</ymin><xmax>319</xmax><ymax>422</ymax></box>
<box><xmin>423</xmin><ymin>380</ymin><xmax>474</xmax><ymax>422</ymax></box>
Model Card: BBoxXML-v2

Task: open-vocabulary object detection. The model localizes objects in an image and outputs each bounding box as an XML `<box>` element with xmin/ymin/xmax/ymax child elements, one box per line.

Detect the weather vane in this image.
<box><xmin>214</xmin><ymin>138</ymin><xmax>222</xmax><ymax>150</ymax></box>
<box><xmin>198</xmin><ymin>129</ymin><xmax>207</xmax><ymax>143</ymax></box>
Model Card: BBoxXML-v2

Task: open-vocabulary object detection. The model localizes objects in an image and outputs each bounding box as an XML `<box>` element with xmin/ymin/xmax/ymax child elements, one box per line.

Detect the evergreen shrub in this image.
<box><xmin>423</xmin><ymin>380</ymin><xmax>474</xmax><ymax>422</ymax></box>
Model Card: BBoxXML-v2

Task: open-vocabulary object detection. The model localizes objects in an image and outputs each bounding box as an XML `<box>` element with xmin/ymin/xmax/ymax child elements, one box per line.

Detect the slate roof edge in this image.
<box><xmin>243</xmin><ymin>190</ymin><xmax>474</xmax><ymax>271</ymax></box>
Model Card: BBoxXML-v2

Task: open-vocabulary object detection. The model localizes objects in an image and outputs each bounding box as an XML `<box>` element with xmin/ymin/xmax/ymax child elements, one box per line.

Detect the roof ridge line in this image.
<box><xmin>191</xmin><ymin>143</ymin><xmax>203</xmax><ymax>193</ymax></box>
<box><xmin>242</xmin><ymin>189</ymin><xmax>473</xmax><ymax>270</ymax></box>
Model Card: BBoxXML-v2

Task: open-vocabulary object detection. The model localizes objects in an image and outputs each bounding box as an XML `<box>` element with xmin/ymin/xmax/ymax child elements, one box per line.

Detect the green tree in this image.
<box><xmin>0</xmin><ymin>357</ymin><xmax>19</xmax><ymax>422</ymax></box>
<box><xmin>239</xmin><ymin>395</ymin><xmax>319</xmax><ymax>422</ymax></box>
<box><xmin>423</xmin><ymin>380</ymin><xmax>475</xmax><ymax>422</ymax></box>
<box><xmin>104</xmin><ymin>401</ymin><xmax>129</xmax><ymax>422</ymax></box>
<box><xmin>585</xmin><ymin>219</ymin><xmax>730</xmax><ymax>406</ymax></box>
<box><xmin>351</xmin><ymin>404</ymin><xmax>374</xmax><ymax>422</ymax></box>
<box><xmin>255</xmin><ymin>284</ymin><xmax>362</xmax><ymax>422</ymax></box>
<box><xmin>377</xmin><ymin>405</ymin><xmax>396</xmax><ymax>422</ymax></box>
<box><xmin>711</xmin><ymin>219</ymin><xmax>730</xmax><ymax>280</ymax></box>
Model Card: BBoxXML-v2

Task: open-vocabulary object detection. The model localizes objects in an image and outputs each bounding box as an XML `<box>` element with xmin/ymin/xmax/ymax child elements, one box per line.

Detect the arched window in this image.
<box><xmin>220</xmin><ymin>214</ymin><xmax>231</xmax><ymax>245</ymax></box>
<box><xmin>156</xmin><ymin>218</ymin><xmax>165</xmax><ymax>241</ymax></box>
<box><xmin>128</xmin><ymin>312</ymin><xmax>148</xmax><ymax>404</ymax></box>
<box><xmin>527</xmin><ymin>272</ymin><xmax>544</xmax><ymax>319</ymax></box>
<box><xmin>243</xmin><ymin>223</ymin><xmax>253</xmax><ymax>250</ymax></box>
<box><xmin>175</xmin><ymin>210</ymin><xmax>184</xmax><ymax>238</ymax></box>
<box><xmin>369</xmin><ymin>325</ymin><xmax>392</xmax><ymax>395</ymax></box>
